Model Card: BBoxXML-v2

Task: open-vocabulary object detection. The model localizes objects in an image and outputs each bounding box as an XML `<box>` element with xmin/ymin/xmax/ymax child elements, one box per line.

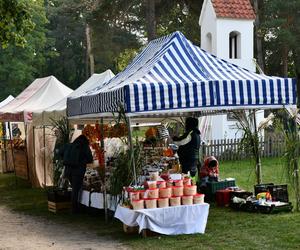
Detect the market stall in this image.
<box><xmin>67</xmin><ymin>31</ymin><xmax>296</xmax><ymax>234</ymax></box>
<box><xmin>0</xmin><ymin>95</ymin><xmax>14</xmax><ymax>173</ymax></box>
<box><xmin>31</xmin><ymin>70</ymin><xmax>114</xmax><ymax>187</ymax></box>
<box><xmin>0</xmin><ymin>76</ymin><xmax>72</xmax><ymax>185</ymax></box>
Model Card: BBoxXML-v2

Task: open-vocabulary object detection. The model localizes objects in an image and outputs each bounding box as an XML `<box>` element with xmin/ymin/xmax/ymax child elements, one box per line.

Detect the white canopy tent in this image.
<box><xmin>0</xmin><ymin>95</ymin><xmax>14</xmax><ymax>173</ymax></box>
<box><xmin>0</xmin><ymin>76</ymin><xmax>72</xmax><ymax>186</ymax></box>
<box><xmin>30</xmin><ymin>71</ymin><xmax>115</xmax><ymax>187</ymax></box>
<box><xmin>0</xmin><ymin>95</ymin><xmax>15</xmax><ymax>139</ymax></box>
<box><xmin>32</xmin><ymin>70</ymin><xmax>115</xmax><ymax>126</ymax></box>
<box><xmin>0</xmin><ymin>95</ymin><xmax>14</xmax><ymax>109</ymax></box>
<box><xmin>0</xmin><ymin>76</ymin><xmax>72</xmax><ymax>122</ymax></box>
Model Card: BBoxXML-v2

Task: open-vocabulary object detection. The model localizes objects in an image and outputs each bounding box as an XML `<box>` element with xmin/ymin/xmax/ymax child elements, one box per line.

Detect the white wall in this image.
<box><xmin>199</xmin><ymin>0</ymin><xmax>217</xmax><ymax>54</ymax></box>
<box><xmin>199</xmin><ymin>0</ymin><xmax>264</xmax><ymax>140</ymax></box>
<box><xmin>216</xmin><ymin>19</ymin><xmax>255</xmax><ymax>71</ymax></box>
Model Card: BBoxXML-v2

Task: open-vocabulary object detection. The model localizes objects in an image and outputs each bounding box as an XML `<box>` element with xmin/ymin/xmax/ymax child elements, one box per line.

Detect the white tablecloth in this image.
<box><xmin>79</xmin><ymin>191</ymin><xmax>119</xmax><ymax>211</ymax></box>
<box><xmin>114</xmin><ymin>203</ymin><xmax>210</xmax><ymax>235</ymax></box>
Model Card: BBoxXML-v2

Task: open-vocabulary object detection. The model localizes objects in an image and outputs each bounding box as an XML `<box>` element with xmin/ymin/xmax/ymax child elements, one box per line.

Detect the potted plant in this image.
<box><xmin>47</xmin><ymin>117</ymin><xmax>73</xmax><ymax>212</ymax></box>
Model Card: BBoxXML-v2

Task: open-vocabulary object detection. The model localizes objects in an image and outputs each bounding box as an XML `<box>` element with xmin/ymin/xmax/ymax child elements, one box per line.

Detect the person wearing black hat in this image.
<box><xmin>173</xmin><ymin>117</ymin><xmax>201</xmax><ymax>177</ymax></box>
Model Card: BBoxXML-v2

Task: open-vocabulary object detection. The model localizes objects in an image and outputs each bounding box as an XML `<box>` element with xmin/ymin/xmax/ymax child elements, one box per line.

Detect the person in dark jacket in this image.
<box><xmin>173</xmin><ymin>117</ymin><xmax>201</xmax><ymax>177</ymax></box>
<box><xmin>63</xmin><ymin>135</ymin><xmax>93</xmax><ymax>213</ymax></box>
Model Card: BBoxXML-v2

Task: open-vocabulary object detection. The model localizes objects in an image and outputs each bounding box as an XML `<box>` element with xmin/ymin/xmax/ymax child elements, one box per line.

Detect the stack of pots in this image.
<box><xmin>129</xmin><ymin>176</ymin><xmax>205</xmax><ymax>210</ymax></box>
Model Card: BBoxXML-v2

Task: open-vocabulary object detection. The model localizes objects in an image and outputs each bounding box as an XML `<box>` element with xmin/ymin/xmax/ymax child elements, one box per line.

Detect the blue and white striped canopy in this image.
<box><xmin>67</xmin><ymin>31</ymin><xmax>296</xmax><ymax>118</ymax></box>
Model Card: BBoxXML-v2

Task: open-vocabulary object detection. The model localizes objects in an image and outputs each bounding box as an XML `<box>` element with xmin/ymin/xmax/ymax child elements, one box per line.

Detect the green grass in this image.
<box><xmin>0</xmin><ymin>157</ymin><xmax>299</xmax><ymax>250</ymax></box>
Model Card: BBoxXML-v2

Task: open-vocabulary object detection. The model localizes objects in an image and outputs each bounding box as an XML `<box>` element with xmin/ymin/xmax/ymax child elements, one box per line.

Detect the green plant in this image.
<box><xmin>109</xmin><ymin>142</ymin><xmax>143</xmax><ymax>196</ymax></box>
<box><xmin>50</xmin><ymin>117</ymin><xmax>73</xmax><ymax>187</ymax></box>
<box><xmin>275</xmin><ymin>109</ymin><xmax>300</xmax><ymax>211</ymax></box>
<box><xmin>231</xmin><ymin>110</ymin><xmax>263</xmax><ymax>184</ymax></box>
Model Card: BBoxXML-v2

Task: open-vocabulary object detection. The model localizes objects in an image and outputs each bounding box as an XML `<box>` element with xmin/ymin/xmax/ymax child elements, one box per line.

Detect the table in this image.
<box><xmin>115</xmin><ymin>203</ymin><xmax>210</xmax><ymax>235</ymax></box>
<box><xmin>79</xmin><ymin>190</ymin><xmax>119</xmax><ymax>211</ymax></box>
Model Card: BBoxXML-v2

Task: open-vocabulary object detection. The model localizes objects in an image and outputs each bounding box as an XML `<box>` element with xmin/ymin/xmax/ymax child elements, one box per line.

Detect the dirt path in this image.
<box><xmin>0</xmin><ymin>206</ymin><xmax>128</xmax><ymax>250</ymax></box>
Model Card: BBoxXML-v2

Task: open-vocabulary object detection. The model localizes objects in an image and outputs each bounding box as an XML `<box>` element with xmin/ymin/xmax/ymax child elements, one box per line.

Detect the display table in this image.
<box><xmin>79</xmin><ymin>190</ymin><xmax>119</xmax><ymax>211</ymax></box>
<box><xmin>115</xmin><ymin>203</ymin><xmax>210</xmax><ymax>235</ymax></box>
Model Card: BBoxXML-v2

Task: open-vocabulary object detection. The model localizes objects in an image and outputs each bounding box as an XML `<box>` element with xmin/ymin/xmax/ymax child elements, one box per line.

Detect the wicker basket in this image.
<box><xmin>184</xmin><ymin>185</ymin><xmax>197</xmax><ymax>196</ymax></box>
<box><xmin>172</xmin><ymin>186</ymin><xmax>183</xmax><ymax>197</ymax></box>
<box><xmin>170</xmin><ymin>196</ymin><xmax>181</xmax><ymax>206</ymax></box>
<box><xmin>145</xmin><ymin>198</ymin><xmax>157</xmax><ymax>209</ymax></box>
<box><xmin>194</xmin><ymin>194</ymin><xmax>205</xmax><ymax>204</ymax></box>
<box><xmin>148</xmin><ymin>188</ymin><xmax>159</xmax><ymax>199</ymax></box>
<box><xmin>132</xmin><ymin>199</ymin><xmax>144</xmax><ymax>210</ymax></box>
<box><xmin>159</xmin><ymin>187</ymin><xmax>172</xmax><ymax>198</ymax></box>
<box><xmin>182</xmin><ymin>195</ymin><xmax>193</xmax><ymax>205</ymax></box>
<box><xmin>158</xmin><ymin>198</ymin><xmax>169</xmax><ymax>208</ymax></box>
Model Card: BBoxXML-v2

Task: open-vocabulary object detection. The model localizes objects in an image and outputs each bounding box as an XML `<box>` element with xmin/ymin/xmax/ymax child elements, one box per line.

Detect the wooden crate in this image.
<box><xmin>48</xmin><ymin>201</ymin><xmax>71</xmax><ymax>213</ymax></box>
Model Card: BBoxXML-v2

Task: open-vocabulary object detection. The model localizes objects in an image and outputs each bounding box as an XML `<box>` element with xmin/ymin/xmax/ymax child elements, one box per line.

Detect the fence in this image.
<box><xmin>203</xmin><ymin>134</ymin><xmax>286</xmax><ymax>161</ymax></box>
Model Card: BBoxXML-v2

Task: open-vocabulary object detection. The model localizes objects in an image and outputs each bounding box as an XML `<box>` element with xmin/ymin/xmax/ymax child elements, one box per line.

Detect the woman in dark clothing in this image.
<box><xmin>173</xmin><ymin>117</ymin><xmax>201</xmax><ymax>177</ymax></box>
<box><xmin>63</xmin><ymin>135</ymin><xmax>93</xmax><ymax>213</ymax></box>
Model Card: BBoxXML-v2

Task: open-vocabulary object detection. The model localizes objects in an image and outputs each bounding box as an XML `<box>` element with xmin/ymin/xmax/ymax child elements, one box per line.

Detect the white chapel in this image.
<box><xmin>199</xmin><ymin>0</ymin><xmax>264</xmax><ymax>140</ymax></box>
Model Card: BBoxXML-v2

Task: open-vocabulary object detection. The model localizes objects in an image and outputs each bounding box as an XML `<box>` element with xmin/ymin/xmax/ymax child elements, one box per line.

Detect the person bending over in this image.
<box><xmin>200</xmin><ymin>156</ymin><xmax>219</xmax><ymax>187</ymax></box>
<box><xmin>173</xmin><ymin>117</ymin><xmax>201</xmax><ymax>177</ymax></box>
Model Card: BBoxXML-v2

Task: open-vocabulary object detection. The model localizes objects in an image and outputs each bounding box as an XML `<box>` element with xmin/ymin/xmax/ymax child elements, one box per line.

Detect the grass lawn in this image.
<box><xmin>0</xmin><ymin>157</ymin><xmax>299</xmax><ymax>250</ymax></box>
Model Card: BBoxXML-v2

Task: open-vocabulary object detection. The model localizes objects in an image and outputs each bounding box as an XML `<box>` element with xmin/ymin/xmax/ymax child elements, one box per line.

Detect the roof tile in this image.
<box><xmin>211</xmin><ymin>0</ymin><xmax>256</xmax><ymax>19</ymax></box>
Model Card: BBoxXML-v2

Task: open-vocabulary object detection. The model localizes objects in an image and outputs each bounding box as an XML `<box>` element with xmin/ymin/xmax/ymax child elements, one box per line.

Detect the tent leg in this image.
<box><xmin>253</xmin><ymin>110</ymin><xmax>262</xmax><ymax>184</ymax></box>
<box><xmin>8</xmin><ymin>122</ymin><xmax>17</xmax><ymax>185</ymax></box>
<box><xmin>32</xmin><ymin>126</ymin><xmax>36</xmax><ymax>186</ymax></box>
<box><xmin>2</xmin><ymin>122</ymin><xmax>8</xmax><ymax>173</ymax></box>
<box><xmin>127</xmin><ymin>117</ymin><xmax>137</xmax><ymax>185</ymax></box>
<box><xmin>43</xmin><ymin>126</ymin><xmax>46</xmax><ymax>187</ymax></box>
<box><xmin>23</xmin><ymin>123</ymin><xmax>30</xmax><ymax>182</ymax></box>
<box><xmin>100</xmin><ymin>118</ymin><xmax>108</xmax><ymax>222</ymax></box>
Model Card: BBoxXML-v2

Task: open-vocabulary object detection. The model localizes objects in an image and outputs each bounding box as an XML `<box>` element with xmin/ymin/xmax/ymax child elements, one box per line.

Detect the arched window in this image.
<box><xmin>229</xmin><ymin>31</ymin><xmax>241</xmax><ymax>59</ymax></box>
<box><xmin>206</xmin><ymin>33</ymin><xmax>212</xmax><ymax>53</ymax></box>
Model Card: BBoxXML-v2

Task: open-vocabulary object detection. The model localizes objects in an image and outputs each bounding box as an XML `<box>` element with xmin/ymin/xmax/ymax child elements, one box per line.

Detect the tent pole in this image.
<box><xmin>253</xmin><ymin>110</ymin><xmax>262</xmax><ymax>184</ymax></box>
<box><xmin>32</xmin><ymin>126</ymin><xmax>36</xmax><ymax>186</ymax></box>
<box><xmin>23</xmin><ymin>123</ymin><xmax>30</xmax><ymax>182</ymax></box>
<box><xmin>100</xmin><ymin>118</ymin><xmax>108</xmax><ymax>222</ymax></box>
<box><xmin>2</xmin><ymin>122</ymin><xmax>8</xmax><ymax>173</ymax></box>
<box><xmin>43</xmin><ymin>125</ymin><xmax>46</xmax><ymax>187</ymax></box>
<box><xmin>127</xmin><ymin>117</ymin><xmax>137</xmax><ymax>185</ymax></box>
<box><xmin>8</xmin><ymin>122</ymin><xmax>17</xmax><ymax>185</ymax></box>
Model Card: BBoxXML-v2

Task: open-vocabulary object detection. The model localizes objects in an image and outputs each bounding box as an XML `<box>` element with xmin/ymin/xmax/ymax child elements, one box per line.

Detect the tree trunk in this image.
<box><xmin>282</xmin><ymin>46</ymin><xmax>289</xmax><ymax>77</ymax></box>
<box><xmin>253</xmin><ymin>0</ymin><xmax>264</xmax><ymax>72</ymax></box>
<box><xmin>145</xmin><ymin>0</ymin><xmax>156</xmax><ymax>42</ymax></box>
<box><xmin>293</xmin><ymin>50</ymin><xmax>300</xmax><ymax>108</ymax></box>
<box><xmin>85</xmin><ymin>23</ymin><xmax>94</xmax><ymax>77</ymax></box>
